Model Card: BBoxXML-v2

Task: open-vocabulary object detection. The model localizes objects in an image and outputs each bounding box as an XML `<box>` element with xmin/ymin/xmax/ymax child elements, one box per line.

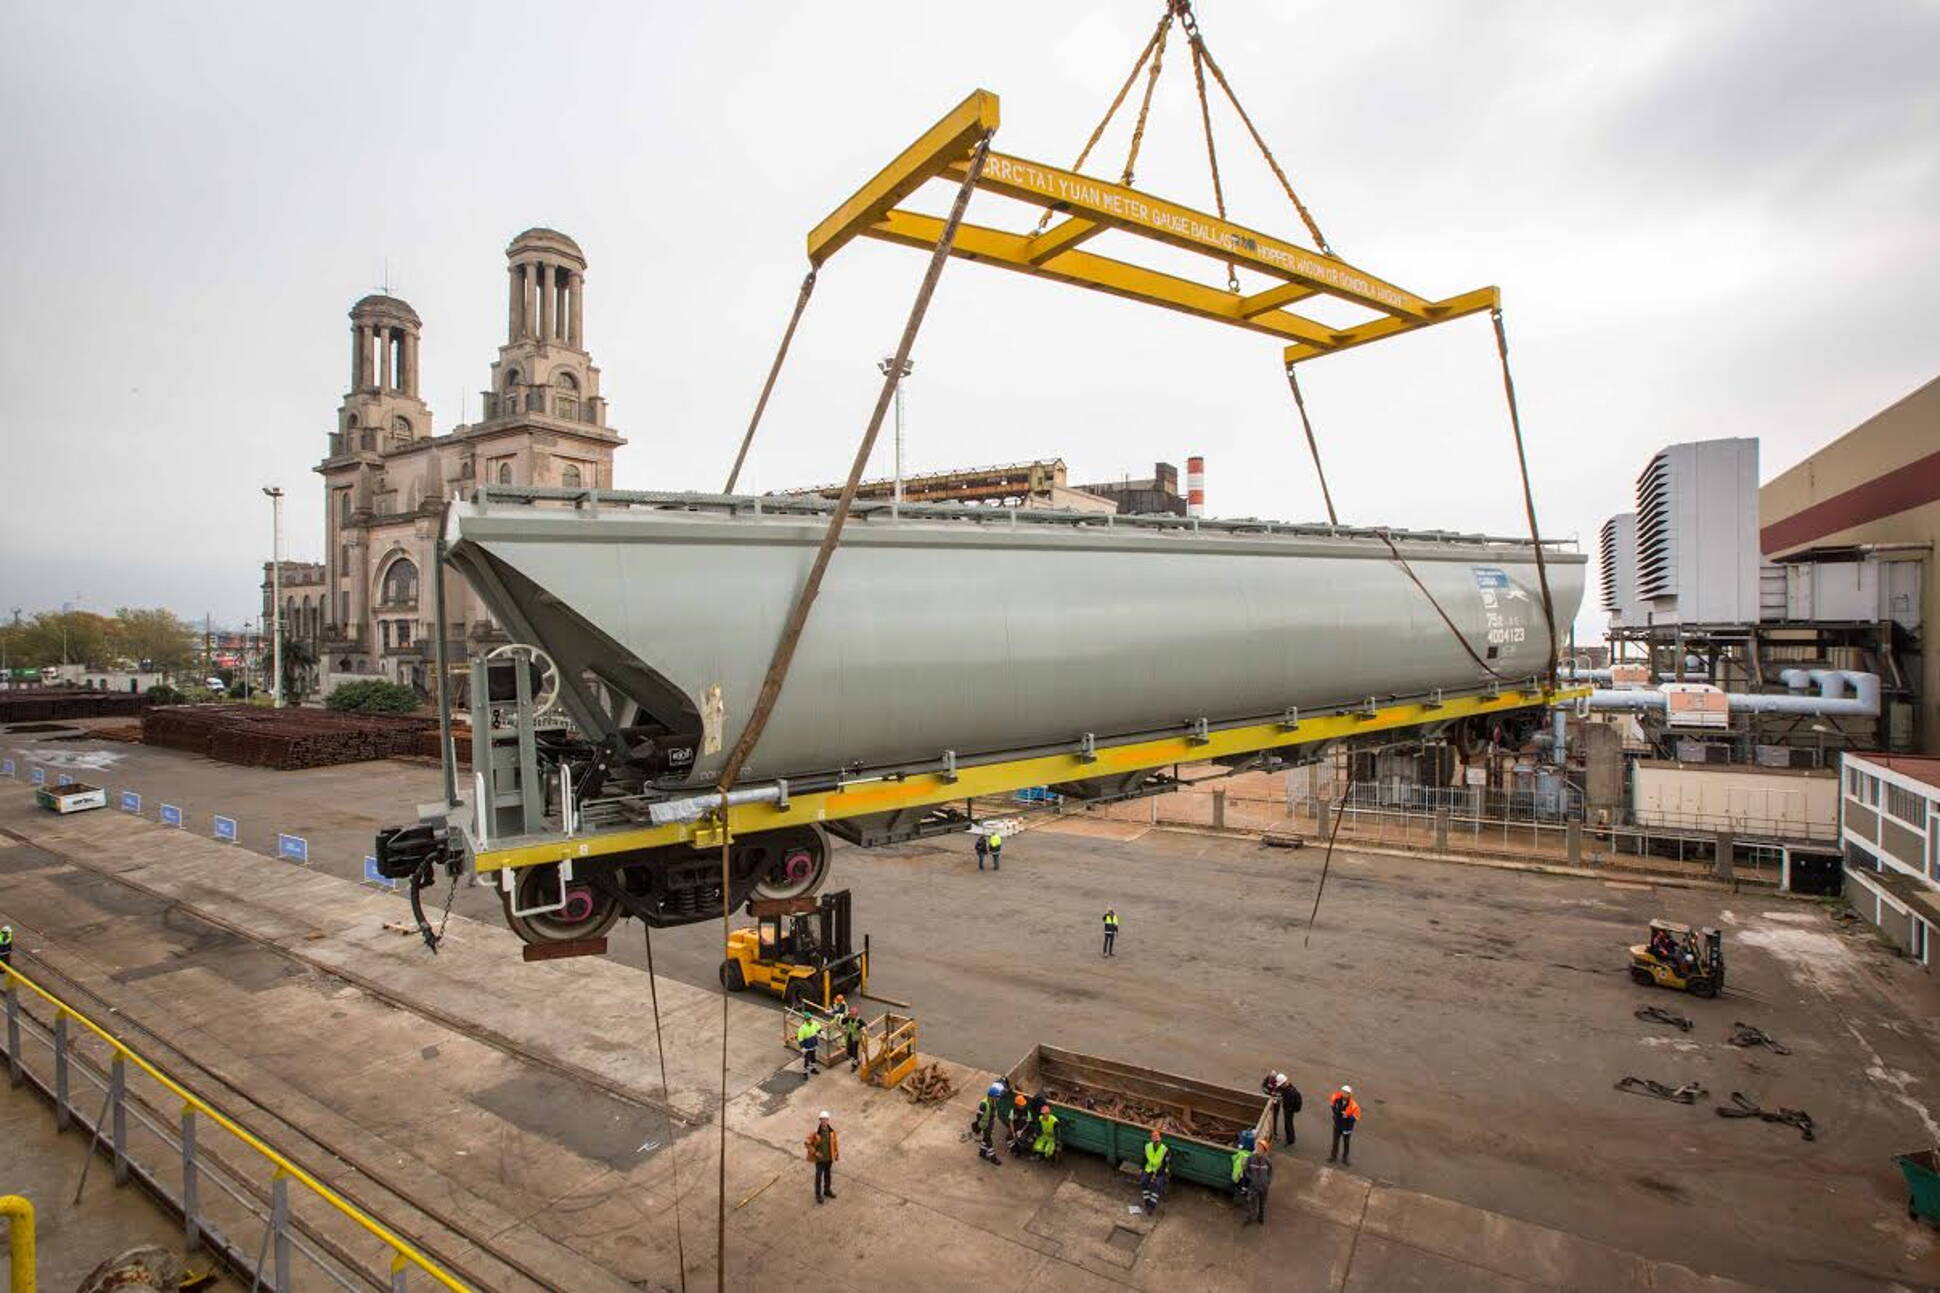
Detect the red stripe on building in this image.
<box><xmin>1761</xmin><ymin>446</ymin><xmax>1940</xmax><ymax>555</ymax></box>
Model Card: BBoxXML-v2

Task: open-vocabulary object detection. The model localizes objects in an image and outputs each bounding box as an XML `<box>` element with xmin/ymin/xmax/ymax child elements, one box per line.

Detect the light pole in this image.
<box><xmin>263</xmin><ymin>487</ymin><xmax>285</xmax><ymax>707</ymax></box>
<box><xmin>877</xmin><ymin>355</ymin><xmax>914</xmax><ymax>516</ymax></box>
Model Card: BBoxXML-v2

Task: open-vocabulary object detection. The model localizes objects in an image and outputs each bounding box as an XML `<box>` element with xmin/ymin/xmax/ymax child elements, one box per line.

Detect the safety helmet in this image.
<box><xmin>818</xmin><ymin>1110</ymin><xmax>831</xmax><ymax>1120</ymax></box>
<box><xmin>1014</xmin><ymin>1094</ymin><xmax>1027</xmax><ymax>1106</ymax></box>
<box><xmin>1276</xmin><ymin>1072</ymin><xmax>1287</xmax><ymax>1083</ymax></box>
<box><xmin>988</xmin><ymin>1083</ymin><xmax>1004</xmax><ymax>1098</ymax></box>
<box><xmin>1341</xmin><ymin>1084</ymin><xmax>1353</xmax><ymax>1094</ymax></box>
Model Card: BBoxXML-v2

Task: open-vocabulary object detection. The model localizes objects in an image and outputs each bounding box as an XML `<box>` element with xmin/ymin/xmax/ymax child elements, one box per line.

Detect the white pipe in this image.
<box><xmin>647</xmin><ymin>784</ymin><xmax>783</xmax><ymax>825</ymax></box>
<box><xmin>1584</xmin><ymin>671</ymin><xmax>1880</xmax><ymax>718</ymax></box>
<box><xmin>1559</xmin><ymin>667</ymin><xmax>1705</xmax><ymax>684</ymax></box>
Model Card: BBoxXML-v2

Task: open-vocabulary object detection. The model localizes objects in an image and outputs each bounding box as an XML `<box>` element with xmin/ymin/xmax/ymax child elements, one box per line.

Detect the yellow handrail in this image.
<box><xmin>0</xmin><ymin>1195</ymin><xmax>33</xmax><ymax>1293</ymax></box>
<box><xmin>1</xmin><ymin>964</ymin><xmax>466</xmax><ymax>1292</ymax></box>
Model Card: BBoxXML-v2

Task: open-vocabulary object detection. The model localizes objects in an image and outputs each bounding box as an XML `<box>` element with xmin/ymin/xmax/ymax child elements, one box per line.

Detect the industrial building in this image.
<box><xmin>1762</xmin><ymin>376</ymin><xmax>1940</xmax><ymax>753</ymax></box>
<box><xmin>1841</xmin><ymin>751</ymin><xmax>1940</xmax><ymax>964</ymax></box>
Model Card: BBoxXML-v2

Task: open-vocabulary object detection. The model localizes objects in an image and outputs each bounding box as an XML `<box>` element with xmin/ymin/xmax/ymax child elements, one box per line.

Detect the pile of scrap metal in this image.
<box><xmin>1043</xmin><ymin>1082</ymin><xmax>1250</xmax><ymax>1141</ymax></box>
<box><xmin>903</xmin><ymin>1062</ymin><xmax>957</xmax><ymax>1105</ymax></box>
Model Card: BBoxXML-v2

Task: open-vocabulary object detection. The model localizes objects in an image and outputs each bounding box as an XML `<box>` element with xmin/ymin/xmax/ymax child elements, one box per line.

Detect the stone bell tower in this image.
<box><xmin>481</xmin><ymin>228</ymin><xmax>610</xmax><ymax>432</ymax></box>
<box><xmin>338</xmin><ymin>294</ymin><xmax>433</xmax><ymax>452</ymax></box>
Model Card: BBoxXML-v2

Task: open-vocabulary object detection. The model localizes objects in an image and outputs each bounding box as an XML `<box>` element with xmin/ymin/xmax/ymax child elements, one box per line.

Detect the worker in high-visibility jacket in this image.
<box><xmin>1230</xmin><ymin>1140</ymin><xmax>1254</xmax><ymax>1202</ymax></box>
<box><xmin>1006</xmin><ymin>1093</ymin><xmax>1034</xmax><ymax>1155</ymax></box>
<box><xmin>1139</xmin><ymin>1128</ymin><xmax>1170</xmax><ymax>1214</ymax></box>
<box><xmin>987</xmin><ymin>830</ymin><xmax>1004</xmax><ymax>870</ymax></box>
<box><xmin>1031</xmin><ymin>1102</ymin><xmax>1059</xmax><ymax>1160</ymax></box>
<box><xmin>796</xmin><ymin>1014</ymin><xmax>823</xmax><ymax>1077</ymax></box>
<box><xmin>972</xmin><ymin>1085</ymin><xmax>1004</xmax><ymax>1165</ymax></box>
<box><xmin>1328</xmin><ymin>1084</ymin><xmax>1361</xmax><ymax>1165</ymax></box>
<box><xmin>0</xmin><ymin>924</ymin><xmax>14</xmax><ymax>966</ymax></box>
<box><xmin>1102</xmin><ymin>908</ymin><xmax>1120</xmax><ymax>957</ymax></box>
<box><xmin>840</xmin><ymin>1005</ymin><xmax>866</xmax><ymax>1073</ymax></box>
<box><xmin>1241</xmin><ymin>1138</ymin><xmax>1274</xmax><ymax>1224</ymax></box>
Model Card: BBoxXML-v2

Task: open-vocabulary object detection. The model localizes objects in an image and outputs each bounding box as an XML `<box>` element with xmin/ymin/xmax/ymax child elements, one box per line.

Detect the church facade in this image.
<box><xmin>265</xmin><ymin>228</ymin><xmax>624</xmax><ymax>692</ymax></box>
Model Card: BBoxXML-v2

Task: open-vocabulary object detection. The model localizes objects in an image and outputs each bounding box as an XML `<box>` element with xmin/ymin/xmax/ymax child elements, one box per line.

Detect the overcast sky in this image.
<box><xmin>2</xmin><ymin>1</ymin><xmax>1936</xmax><ymax>643</ymax></box>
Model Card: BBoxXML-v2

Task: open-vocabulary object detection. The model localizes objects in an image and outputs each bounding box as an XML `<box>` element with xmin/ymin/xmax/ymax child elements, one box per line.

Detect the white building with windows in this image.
<box><xmin>292</xmin><ymin>229</ymin><xmax>624</xmax><ymax>691</ymax></box>
<box><xmin>1840</xmin><ymin>751</ymin><xmax>1940</xmax><ymax>964</ymax></box>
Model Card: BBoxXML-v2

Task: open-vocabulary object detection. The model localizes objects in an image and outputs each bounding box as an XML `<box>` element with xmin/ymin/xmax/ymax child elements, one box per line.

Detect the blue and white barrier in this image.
<box><xmin>212</xmin><ymin>815</ymin><xmax>238</xmax><ymax>843</ymax></box>
<box><xmin>277</xmin><ymin>834</ymin><xmax>309</xmax><ymax>864</ymax></box>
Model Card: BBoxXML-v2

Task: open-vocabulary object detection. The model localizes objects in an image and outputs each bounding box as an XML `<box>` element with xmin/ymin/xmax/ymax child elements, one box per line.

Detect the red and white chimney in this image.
<box><xmin>1186</xmin><ymin>456</ymin><xmax>1205</xmax><ymax>517</ymax></box>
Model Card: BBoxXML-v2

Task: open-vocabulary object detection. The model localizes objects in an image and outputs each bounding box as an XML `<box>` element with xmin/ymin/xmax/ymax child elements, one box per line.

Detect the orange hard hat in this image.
<box><xmin>1014</xmin><ymin>1094</ymin><xmax>1027</xmax><ymax>1106</ymax></box>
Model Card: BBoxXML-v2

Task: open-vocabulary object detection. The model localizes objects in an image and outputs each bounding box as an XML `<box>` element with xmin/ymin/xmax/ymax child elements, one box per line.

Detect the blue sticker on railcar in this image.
<box><xmin>1471</xmin><ymin>567</ymin><xmax>1510</xmax><ymax>589</ymax></box>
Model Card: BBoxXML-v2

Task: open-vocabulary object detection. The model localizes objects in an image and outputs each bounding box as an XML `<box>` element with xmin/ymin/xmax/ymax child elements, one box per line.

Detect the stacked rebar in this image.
<box><xmin>141</xmin><ymin>705</ymin><xmax>436</xmax><ymax>770</ymax></box>
<box><xmin>0</xmin><ymin>689</ymin><xmax>147</xmax><ymax>722</ymax></box>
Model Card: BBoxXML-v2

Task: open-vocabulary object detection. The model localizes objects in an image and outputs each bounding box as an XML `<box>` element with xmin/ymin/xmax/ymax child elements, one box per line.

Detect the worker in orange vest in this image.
<box><xmin>1328</xmin><ymin>1084</ymin><xmax>1361</xmax><ymax>1166</ymax></box>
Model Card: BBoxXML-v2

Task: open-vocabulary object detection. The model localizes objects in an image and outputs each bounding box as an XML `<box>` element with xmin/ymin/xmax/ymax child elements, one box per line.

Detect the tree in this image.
<box><xmin>325</xmin><ymin>678</ymin><xmax>421</xmax><ymax>715</ymax></box>
<box><xmin>113</xmin><ymin>607</ymin><xmax>199</xmax><ymax>672</ymax></box>
<box><xmin>281</xmin><ymin>637</ymin><xmax>318</xmax><ymax>705</ymax></box>
<box><xmin>10</xmin><ymin>611</ymin><xmax>116</xmax><ymax>668</ymax></box>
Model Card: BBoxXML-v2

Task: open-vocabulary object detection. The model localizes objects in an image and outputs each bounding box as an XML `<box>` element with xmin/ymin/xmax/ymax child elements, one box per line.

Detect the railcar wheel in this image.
<box><xmin>747</xmin><ymin>825</ymin><xmax>831</xmax><ymax>902</ymax></box>
<box><xmin>501</xmin><ymin>864</ymin><xmax>622</xmax><ymax>944</ymax></box>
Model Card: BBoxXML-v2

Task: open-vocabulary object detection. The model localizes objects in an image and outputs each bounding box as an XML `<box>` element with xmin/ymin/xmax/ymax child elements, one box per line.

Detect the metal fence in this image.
<box><xmin>3</xmin><ymin>962</ymin><xmax>464</xmax><ymax>1292</ymax></box>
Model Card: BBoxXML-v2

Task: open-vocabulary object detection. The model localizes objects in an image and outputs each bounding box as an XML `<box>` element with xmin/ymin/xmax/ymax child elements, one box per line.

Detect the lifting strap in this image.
<box><xmin>1031</xmin><ymin>10</ymin><xmax>1173</xmax><ymax>238</ymax></box>
<box><xmin>640</xmin><ymin>923</ymin><xmax>689</xmax><ymax>1290</ymax></box>
<box><xmin>1375</xmin><ymin>530</ymin><xmax>1510</xmax><ymax>683</ymax></box>
<box><xmin>1490</xmin><ymin>307</ymin><xmax>1559</xmax><ymax>692</ymax></box>
<box><xmin>1284</xmin><ymin>364</ymin><xmax>1338</xmax><ymax>526</ymax></box>
<box><xmin>722</xmin><ymin>268</ymin><xmax>819</xmax><ymax>494</ymax></box>
<box><xmin>1119</xmin><ymin>10</ymin><xmax>1173</xmax><ymax>186</ymax></box>
<box><xmin>712</xmin><ymin>135</ymin><xmax>994</xmax><ymax>1279</ymax></box>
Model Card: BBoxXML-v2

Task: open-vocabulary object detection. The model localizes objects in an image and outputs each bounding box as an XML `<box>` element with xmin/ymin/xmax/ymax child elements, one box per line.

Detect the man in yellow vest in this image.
<box><xmin>0</xmin><ymin>924</ymin><xmax>14</xmax><ymax>967</ymax></box>
<box><xmin>987</xmin><ymin>829</ymin><xmax>1003</xmax><ymax>870</ymax></box>
<box><xmin>1139</xmin><ymin>1128</ymin><xmax>1170</xmax><ymax>1213</ymax></box>
<box><xmin>1102</xmin><ymin>908</ymin><xmax>1120</xmax><ymax>957</ymax></box>
<box><xmin>1031</xmin><ymin>1101</ymin><xmax>1059</xmax><ymax>1160</ymax></box>
<box><xmin>796</xmin><ymin>1013</ymin><xmax>823</xmax><ymax>1078</ymax></box>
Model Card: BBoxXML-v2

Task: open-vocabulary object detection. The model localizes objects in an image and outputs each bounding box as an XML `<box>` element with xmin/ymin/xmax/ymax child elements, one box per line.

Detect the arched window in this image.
<box><xmin>560</xmin><ymin>462</ymin><xmax>583</xmax><ymax>489</ymax></box>
<box><xmin>496</xmin><ymin>461</ymin><xmax>513</xmax><ymax>485</ymax></box>
<box><xmin>338</xmin><ymin>491</ymin><xmax>351</xmax><ymax>524</ymax></box>
<box><xmin>552</xmin><ymin>370</ymin><xmax>578</xmax><ymax>392</ymax></box>
<box><xmin>380</xmin><ymin>558</ymin><xmax>419</xmax><ymax>607</ymax></box>
<box><xmin>503</xmin><ymin>368</ymin><xmax>521</xmax><ymax>392</ymax></box>
<box><xmin>346</xmin><ymin>412</ymin><xmax>359</xmax><ymax>429</ymax></box>
<box><xmin>392</xmin><ymin>414</ymin><xmax>412</xmax><ymax>436</ymax></box>
<box><xmin>552</xmin><ymin>369</ymin><xmax>580</xmax><ymax>421</ymax></box>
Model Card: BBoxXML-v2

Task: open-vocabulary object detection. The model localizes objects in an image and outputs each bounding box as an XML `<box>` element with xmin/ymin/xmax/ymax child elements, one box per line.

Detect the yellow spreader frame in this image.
<box><xmin>473</xmin><ymin>685</ymin><xmax>1589</xmax><ymax>875</ymax></box>
<box><xmin>806</xmin><ymin>90</ymin><xmax>1499</xmax><ymax>368</ymax></box>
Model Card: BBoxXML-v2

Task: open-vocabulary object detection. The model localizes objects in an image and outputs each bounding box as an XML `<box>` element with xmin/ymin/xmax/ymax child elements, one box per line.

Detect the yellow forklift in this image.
<box><xmin>720</xmin><ymin>888</ymin><xmax>868</xmax><ymax>1009</ymax></box>
<box><xmin>1629</xmin><ymin>919</ymin><xmax>1725</xmax><ymax>998</ymax></box>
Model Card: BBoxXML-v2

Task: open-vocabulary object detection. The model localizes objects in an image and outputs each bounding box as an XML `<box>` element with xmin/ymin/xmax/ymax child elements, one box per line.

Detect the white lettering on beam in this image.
<box><xmin>977</xmin><ymin>156</ymin><xmax>1409</xmax><ymax>312</ymax></box>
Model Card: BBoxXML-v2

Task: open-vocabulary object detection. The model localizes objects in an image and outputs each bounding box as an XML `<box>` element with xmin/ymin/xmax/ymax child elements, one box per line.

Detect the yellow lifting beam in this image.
<box><xmin>474</xmin><ymin>684</ymin><xmax>1589</xmax><ymax>876</ymax></box>
<box><xmin>806</xmin><ymin>89</ymin><xmax>1496</xmax><ymax>367</ymax></box>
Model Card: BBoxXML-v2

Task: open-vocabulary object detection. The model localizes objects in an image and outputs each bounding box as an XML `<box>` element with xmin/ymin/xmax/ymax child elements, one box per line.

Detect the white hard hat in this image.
<box><xmin>1341</xmin><ymin>1084</ymin><xmax>1353</xmax><ymax>1094</ymax></box>
<box><xmin>1276</xmin><ymin>1073</ymin><xmax>1287</xmax><ymax>1083</ymax></box>
<box><xmin>818</xmin><ymin>1110</ymin><xmax>831</xmax><ymax>1120</ymax></box>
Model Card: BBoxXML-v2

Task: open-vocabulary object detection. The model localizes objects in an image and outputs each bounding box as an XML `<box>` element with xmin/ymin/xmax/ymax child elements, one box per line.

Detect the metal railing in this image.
<box><xmin>2</xmin><ymin>962</ymin><xmax>466</xmax><ymax>1292</ymax></box>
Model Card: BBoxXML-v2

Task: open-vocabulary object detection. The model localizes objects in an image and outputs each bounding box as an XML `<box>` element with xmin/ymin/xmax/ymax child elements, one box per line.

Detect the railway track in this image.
<box><xmin>1</xmin><ymin>825</ymin><xmax>701</xmax><ymax>1292</ymax></box>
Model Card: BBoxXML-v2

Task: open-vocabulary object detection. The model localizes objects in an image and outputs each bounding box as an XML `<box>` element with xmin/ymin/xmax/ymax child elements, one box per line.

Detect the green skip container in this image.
<box><xmin>1003</xmin><ymin>1045</ymin><xmax>1273</xmax><ymax>1191</ymax></box>
<box><xmin>1894</xmin><ymin>1150</ymin><xmax>1940</xmax><ymax>1224</ymax></box>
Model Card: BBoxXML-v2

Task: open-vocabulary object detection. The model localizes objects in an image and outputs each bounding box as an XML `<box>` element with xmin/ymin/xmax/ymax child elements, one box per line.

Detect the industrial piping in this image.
<box><xmin>1583</xmin><ymin>670</ymin><xmax>1880</xmax><ymax>718</ymax></box>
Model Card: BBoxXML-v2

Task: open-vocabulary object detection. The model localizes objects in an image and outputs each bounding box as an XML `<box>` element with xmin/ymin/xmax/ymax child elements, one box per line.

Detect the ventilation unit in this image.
<box><xmin>1627</xmin><ymin>439</ymin><xmax>1759</xmax><ymax>624</ymax></box>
